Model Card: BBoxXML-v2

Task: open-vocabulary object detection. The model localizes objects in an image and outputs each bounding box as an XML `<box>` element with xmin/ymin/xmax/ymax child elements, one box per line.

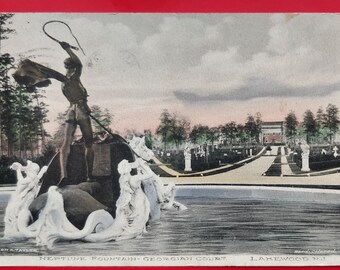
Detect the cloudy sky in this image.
<box><xmin>3</xmin><ymin>13</ymin><xmax>340</xmax><ymax>135</ymax></box>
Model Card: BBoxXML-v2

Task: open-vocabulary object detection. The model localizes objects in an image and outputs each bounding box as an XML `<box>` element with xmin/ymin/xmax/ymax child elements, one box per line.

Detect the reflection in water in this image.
<box><xmin>1</xmin><ymin>197</ymin><xmax>340</xmax><ymax>256</ymax></box>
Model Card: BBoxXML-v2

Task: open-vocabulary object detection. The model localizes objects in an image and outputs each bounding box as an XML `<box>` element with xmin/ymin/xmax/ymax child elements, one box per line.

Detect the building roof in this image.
<box><xmin>262</xmin><ymin>121</ymin><xmax>284</xmax><ymax>126</ymax></box>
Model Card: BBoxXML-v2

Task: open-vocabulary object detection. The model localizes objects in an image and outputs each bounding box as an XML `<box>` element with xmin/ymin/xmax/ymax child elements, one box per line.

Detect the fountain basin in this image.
<box><xmin>174</xmin><ymin>185</ymin><xmax>340</xmax><ymax>204</ymax></box>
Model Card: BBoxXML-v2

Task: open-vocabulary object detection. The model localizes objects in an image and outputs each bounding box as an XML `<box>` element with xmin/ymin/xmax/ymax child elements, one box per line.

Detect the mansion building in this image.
<box><xmin>260</xmin><ymin>121</ymin><xmax>286</xmax><ymax>145</ymax></box>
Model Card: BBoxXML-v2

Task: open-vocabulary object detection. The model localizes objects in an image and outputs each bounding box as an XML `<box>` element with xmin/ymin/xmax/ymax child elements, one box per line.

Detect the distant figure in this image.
<box><xmin>58</xmin><ymin>42</ymin><xmax>94</xmax><ymax>186</ymax></box>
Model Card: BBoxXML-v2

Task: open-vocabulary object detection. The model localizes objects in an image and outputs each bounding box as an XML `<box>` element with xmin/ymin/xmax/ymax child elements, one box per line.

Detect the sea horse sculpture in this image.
<box><xmin>4</xmin><ymin>161</ymin><xmax>47</xmax><ymax>240</ymax></box>
<box><xmin>35</xmin><ymin>186</ymin><xmax>114</xmax><ymax>248</ymax></box>
<box><xmin>84</xmin><ymin>158</ymin><xmax>153</xmax><ymax>242</ymax></box>
<box><xmin>128</xmin><ymin>136</ymin><xmax>187</xmax><ymax>211</ymax></box>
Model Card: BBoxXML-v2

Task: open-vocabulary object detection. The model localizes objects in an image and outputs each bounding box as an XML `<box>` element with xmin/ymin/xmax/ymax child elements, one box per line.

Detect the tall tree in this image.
<box><xmin>0</xmin><ymin>14</ymin><xmax>15</xmax><ymax>155</ymax></box>
<box><xmin>285</xmin><ymin>111</ymin><xmax>298</xmax><ymax>144</ymax></box>
<box><xmin>168</xmin><ymin>114</ymin><xmax>190</xmax><ymax>147</ymax></box>
<box><xmin>189</xmin><ymin>124</ymin><xmax>212</xmax><ymax>163</ymax></box>
<box><xmin>236</xmin><ymin>124</ymin><xmax>248</xmax><ymax>143</ymax></box>
<box><xmin>207</xmin><ymin>126</ymin><xmax>221</xmax><ymax>151</ymax></box>
<box><xmin>244</xmin><ymin>112</ymin><xmax>262</xmax><ymax>143</ymax></box>
<box><xmin>221</xmin><ymin>121</ymin><xmax>238</xmax><ymax>146</ymax></box>
<box><xmin>0</xmin><ymin>53</ymin><xmax>16</xmax><ymax>155</ymax></box>
<box><xmin>189</xmin><ymin>124</ymin><xmax>209</xmax><ymax>145</ymax></box>
<box><xmin>90</xmin><ymin>105</ymin><xmax>113</xmax><ymax>133</ymax></box>
<box><xmin>156</xmin><ymin>110</ymin><xmax>190</xmax><ymax>149</ymax></box>
<box><xmin>0</xmin><ymin>14</ymin><xmax>15</xmax><ymax>52</ymax></box>
<box><xmin>316</xmin><ymin>107</ymin><xmax>325</xmax><ymax>129</ymax></box>
<box><xmin>323</xmin><ymin>103</ymin><xmax>339</xmax><ymax>145</ymax></box>
<box><xmin>302</xmin><ymin>109</ymin><xmax>317</xmax><ymax>144</ymax></box>
<box><xmin>156</xmin><ymin>109</ymin><xmax>172</xmax><ymax>151</ymax></box>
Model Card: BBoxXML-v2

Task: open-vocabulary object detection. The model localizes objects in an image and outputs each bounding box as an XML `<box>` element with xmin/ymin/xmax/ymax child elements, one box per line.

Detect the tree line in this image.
<box><xmin>285</xmin><ymin>104</ymin><xmax>340</xmax><ymax>145</ymax></box>
<box><xmin>155</xmin><ymin>104</ymin><xmax>340</xmax><ymax>151</ymax></box>
<box><xmin>0</xmin><ymin>14</ymin><xmax>49</xmax><ymax>158</ymax></box>
<box><xmin>155</xmin><ymin>109</ymin><xmax>263</xmax><ymax>150</ymax></box>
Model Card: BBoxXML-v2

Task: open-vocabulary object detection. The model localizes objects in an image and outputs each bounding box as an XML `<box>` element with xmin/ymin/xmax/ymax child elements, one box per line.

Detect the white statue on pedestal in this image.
<box><xmin>184</xmin><ymin>140</ymin><xmax>192</xmax><ymax>172</ymax></box>
<box><xmin>300</xmin><ymin>141</ymin><xmax>310</xmax><ymax>172</ymax></box>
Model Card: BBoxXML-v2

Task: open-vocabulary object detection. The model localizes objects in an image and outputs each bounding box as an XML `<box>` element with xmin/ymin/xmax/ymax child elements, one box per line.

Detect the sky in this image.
<box><xmin>3</xmin><ymin>13</ymin><xmax>340</xmax><ymax>135</ymax></box>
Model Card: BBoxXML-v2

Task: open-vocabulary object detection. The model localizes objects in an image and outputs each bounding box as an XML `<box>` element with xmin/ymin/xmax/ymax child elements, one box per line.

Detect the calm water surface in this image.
<box><xmin>1</xmin><ymin>197</ymin><xmax>340</xmax><ymax>256</ymax></box>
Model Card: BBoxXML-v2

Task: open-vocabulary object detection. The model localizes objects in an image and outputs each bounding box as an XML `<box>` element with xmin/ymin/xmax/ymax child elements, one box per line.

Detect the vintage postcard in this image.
<box><xmin>1</xmin><ymin>2</ymin><xmax>340</xmax><ymax>267</ymax></box>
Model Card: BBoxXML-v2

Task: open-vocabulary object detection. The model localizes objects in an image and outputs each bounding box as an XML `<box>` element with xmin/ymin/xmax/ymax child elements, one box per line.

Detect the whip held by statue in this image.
<box><xmin>42</xmin><ymin>20</ymin><xmax>86</xmax><ymax>55</ymax></box>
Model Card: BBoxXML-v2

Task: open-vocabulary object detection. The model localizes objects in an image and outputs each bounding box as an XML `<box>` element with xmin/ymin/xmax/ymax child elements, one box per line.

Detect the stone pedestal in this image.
<box><xmin>38</xmin><ymin>142</ymin><xmax>135</xmax><ymax>209</ymax></box>
<box><xmin>184</xmin><ymin>154</ymin><xmax>192</xmax><ymax>172</ymax></box>
<box><xmin>301</xmin><ymin>153</ymin><xmax>310</xmax><ymax>172</ymax></box>
<box><xmin>249</xmin><ymin>148</ymin><xmax>253</xmax><ymax>157</ymax></box>
<box><xmin>301</xmin><ymin>143</ymin><xmax>310</xmax><ymax>172</ymax></box>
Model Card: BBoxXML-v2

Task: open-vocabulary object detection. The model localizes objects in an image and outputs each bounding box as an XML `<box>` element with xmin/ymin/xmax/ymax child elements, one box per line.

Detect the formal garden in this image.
<box><xmin>154</xmin><ymin>145</ymin><xmax>263</xmax><ymax>173</ymax></box>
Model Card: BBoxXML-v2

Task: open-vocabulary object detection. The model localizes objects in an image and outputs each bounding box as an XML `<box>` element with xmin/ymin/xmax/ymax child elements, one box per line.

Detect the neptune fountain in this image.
<box><xmin>4</xmin><ymin>21</ymin><xmax>188</xmax><ymax>249</ymax></box>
